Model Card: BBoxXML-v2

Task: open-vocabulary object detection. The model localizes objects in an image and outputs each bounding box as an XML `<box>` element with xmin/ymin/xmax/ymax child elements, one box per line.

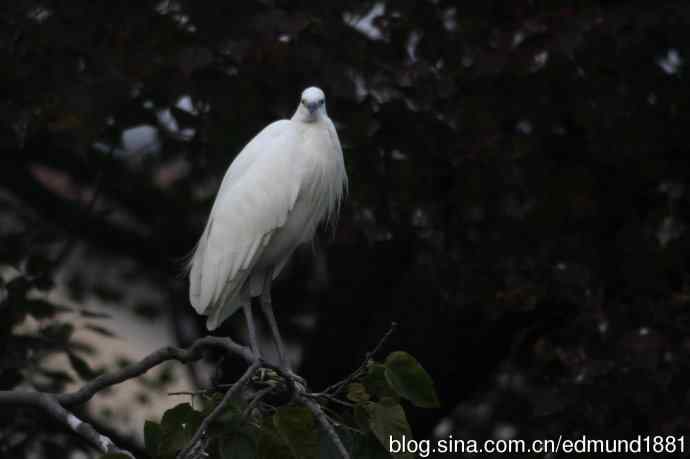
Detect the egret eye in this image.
<box><xmin>319</xmin><ymin>100</ymin><xmax>324</xmax><ymax>106</ymax></box>
<box><xmin>301</xmin><ymin>99</ymin><xmax>306</xmax><ymax>105</ymax></box>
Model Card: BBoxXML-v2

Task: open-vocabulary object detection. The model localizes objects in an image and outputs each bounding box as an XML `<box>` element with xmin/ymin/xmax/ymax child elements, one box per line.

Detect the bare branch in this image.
<box><xmin>177</xmin><ymin>361</ymin><xmax>261</xmax><ymax>459</ymax></box>
<box><xmin>58</xmin><ymin>336</ymin><xmax>253</xmax><ymax>406</ymax></box>
<box><xmin>0</xmin><ymin>390</ymin><xmax>135</xmax><ymax>457</ymax></box>
<box><xmin>308</xmin><ymin>392</ymin><xmax>355</xmax><ymax>408</ymax></box>
<box><xmin>0</xmin><ymin>325</ymin><xmax>396</xmax><ymax>459</ymax></box>
<box><xmin>322</xmin><ymin>321</ymin><xmax>397</xmax><ymax>396</ymax></box>
<box><xmin>365</xmin><ymin>321</ymin><xmax>398</xmax><ymax>360</ymax></box>
<box><xmin>0</xmin><ymin>336</ymin><xmax>253</xmax><ymax>457</ymax></box>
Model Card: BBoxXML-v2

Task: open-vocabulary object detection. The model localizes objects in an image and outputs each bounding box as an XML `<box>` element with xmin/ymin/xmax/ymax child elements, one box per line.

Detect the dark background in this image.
<box><xmin>2</xmin><ymin>1</ymin><xmax>690</xmax><ymax>457</ymax></box>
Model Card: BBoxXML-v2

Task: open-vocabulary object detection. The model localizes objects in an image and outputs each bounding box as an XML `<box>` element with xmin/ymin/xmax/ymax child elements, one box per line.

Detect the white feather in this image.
<box><xmin>188</xmin><ymin>87</ymin><xmax>347</xmax><ymax>330</ymax></box>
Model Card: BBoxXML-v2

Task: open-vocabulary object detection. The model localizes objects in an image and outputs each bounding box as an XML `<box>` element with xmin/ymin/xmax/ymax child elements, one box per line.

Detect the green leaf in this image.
<box><xmin>160</xmin><ymin>402</ymin><xmax>204</xmax><ymax>429</ymax></box>
<box><xmin>384</xmin><ymin>351</ymin><xmax>440</xmax><ymax>408</ymax></box>
<box><xmin>220</xmin><ymin>432</ymin><xmax>257</xmax><ymax>459</ymax></box>
<box><xmin>216</xmin><ymin>400</ymin><xmax>244</xmax><ymax>424</ymax></box>
<box><xmin>257</xmin><ymin>417</ymin><xmax>293</xmax><ymax>459</ymax></box>
<box><xmin>273</xmin><ymin>406</ymin><xmax>318</xmax><ymax>459</ymax></box>
<box><xmin>144</xmin><ymin>420</ymin><xmax>162</xmax><ymax>457</ymax></box>
<box><xmin>346</xmin><ymin>382</ymin><xmax>370</xmax><ymax>403</ymax></box>
<box><xmin>68</xmin><ymin>352</ymin><xmax>99</xmax><ymax>380</ymax></box>
<box><xmin>354</xmin><ymin>402</ymin><xmax>372</xmax><ymax>432</ymax></box>
<box><xmin>202</xmin><ymin>392</ymin><xmax>225</xmax><ymax>414</ymax></box>
<box><xmin>367</xmin><ymin>399</ymin><xmax>414</xmax><ymax>458</ymax></box>
<box><xmin>363</xmin><ymin>364</ymin><xmax>398</xmax><ymax>401</ymax></box>
<box><xmin>202</xmin><ymin>395</ymin><xmax>244</xmax><ymax>436</ymax></box>
<box><xmin>159</xmin><ymin>403</ymin><xmax>205</xmax><ymax>456</ymax></box>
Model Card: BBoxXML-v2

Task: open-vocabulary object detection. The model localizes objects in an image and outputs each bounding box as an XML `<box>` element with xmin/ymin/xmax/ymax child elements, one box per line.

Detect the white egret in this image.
<box><xmin>188</xmin><ymin>87</ymin><xmax>348</xmax><ymax>373</ymax></box>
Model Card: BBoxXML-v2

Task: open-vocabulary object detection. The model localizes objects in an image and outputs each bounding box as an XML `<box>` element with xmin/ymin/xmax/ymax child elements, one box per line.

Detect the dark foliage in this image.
<box><xmin>1</xmin><ymin>0</ymin><xmax>690</xmax><ymax>457</ymax></box>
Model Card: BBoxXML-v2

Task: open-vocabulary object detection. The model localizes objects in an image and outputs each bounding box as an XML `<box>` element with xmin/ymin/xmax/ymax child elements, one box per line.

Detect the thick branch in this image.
<box><xmin>0</xmin><ymin>326</ymin><xmax>393</xmax><ymax>459</ymax></box>
<box><xmin>0</xmin><ymin>391</ymin><xmax>134</xmax><ymax>457</ymax></box>
<box><xmin>58</xmin><ymin>336</ymin><xmax>253</xmax><ymax>406</ymax></box>
<box><xmin>0</xmin><ymin>337</ymin><xmax>252</xmax><ymax>456</ymax></box>
<box><xmin>300</xmin><ymin>395</ymin><xmax>351</xmax><ymax>459</ymax></box>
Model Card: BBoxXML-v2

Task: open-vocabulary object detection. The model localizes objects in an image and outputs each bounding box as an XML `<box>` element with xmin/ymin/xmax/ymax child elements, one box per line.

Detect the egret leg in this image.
<box><xmin>260</xmin><ymin>280</ymin><xmax>307</xmax><ymax>390</ymax></box>
<box><xmin>259</xmin><ymin>287</ymin><xmax>289</xmax><ymax>371</ymax></box>
<box><xmin>243</xmin><ymin>303</ymin><xmax>260</xmax><ymax>358</ymax></box>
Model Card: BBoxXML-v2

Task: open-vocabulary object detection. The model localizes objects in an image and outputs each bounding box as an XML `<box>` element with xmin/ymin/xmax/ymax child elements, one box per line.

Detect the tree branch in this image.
<box><xmin>177</xmin><ymin>361</ymin><xmax>261</xmax><ymax>459</ymax></box>
<box><xmin>58</xmin><ymin>336</ymin><xmax>253</xmax><ymax>406</ymax></box>
<box><xmin>300</xmin><ymin>395</ymin><xmax>351</xmax><ymax>459</ymax></box>
<box><xmin>321</xmin><ymin>321</ymin><xmax>397</xmax><ymax>396</ymax></box>
<box><xmin>0</xmin><ymin>391</ymin><xmax>135</xmax><ymax>457</ymax></box>
<box><xmin>0</xmin><ymin>336</ymin><xmax>253</xmax><ymax>458</ymax></box>
<box><xmin>0</xmin><ymin>326</ymin><xmax>393</xmax><ymax>459</ymax></box>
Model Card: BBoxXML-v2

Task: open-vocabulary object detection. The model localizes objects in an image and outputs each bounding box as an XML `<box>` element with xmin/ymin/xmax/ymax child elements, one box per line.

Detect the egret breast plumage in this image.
<box><xmin>187</xmin><ymin>86</ymin><xmax>347</xmax><ymax>370</ymax></box>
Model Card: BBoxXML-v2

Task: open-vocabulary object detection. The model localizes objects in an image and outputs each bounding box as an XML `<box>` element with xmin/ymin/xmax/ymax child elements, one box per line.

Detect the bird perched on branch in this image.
<box><xmin>188</xmin><ymin>86</ymin><xmax>348</xmax><ymax>374</ymax></box>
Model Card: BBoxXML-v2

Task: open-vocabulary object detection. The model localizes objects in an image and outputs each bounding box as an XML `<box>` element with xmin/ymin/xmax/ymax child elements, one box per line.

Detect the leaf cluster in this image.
<box><xmin>134</xmin><ymin>351</ymin><xmax>438</xmax><ymax>459</ymax></box>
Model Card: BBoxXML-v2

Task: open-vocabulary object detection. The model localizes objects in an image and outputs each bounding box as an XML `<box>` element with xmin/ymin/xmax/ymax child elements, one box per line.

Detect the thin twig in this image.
<box><xmin>177</xmin><ymin>362</ymin><xmax>261</xmax><ymax>459</ymax></box>
<box><xmin>307</xmin><ymin>392</ymin><xmax>355</xmax><ymax>408</ymax></box>
<box><xmin>318</xmin><ymin>403</ymin><xmax>364</xmax><ymax>436</ymax></box>
<box><xmin>365</xmin><ymin>321</ymin><xmax>398</xmax><ymax>360</ymax></box>
<box><xmin>322</xmin><ymin>321</ymin><xmax>397</xmax><ymax>395</ymax></box>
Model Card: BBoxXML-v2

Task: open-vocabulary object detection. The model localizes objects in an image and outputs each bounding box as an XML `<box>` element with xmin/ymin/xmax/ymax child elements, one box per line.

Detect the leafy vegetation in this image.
<box><xmin>133</xmin><ymin>352</ymin><xmax>437</xmax><ymax>458</ymax></box>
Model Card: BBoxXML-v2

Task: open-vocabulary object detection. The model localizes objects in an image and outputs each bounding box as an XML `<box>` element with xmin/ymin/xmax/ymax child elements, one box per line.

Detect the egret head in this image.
<box><xmin>295</xmin><ymin>86</ymin><xmax>327</xmax><ymax>122</ymax></box>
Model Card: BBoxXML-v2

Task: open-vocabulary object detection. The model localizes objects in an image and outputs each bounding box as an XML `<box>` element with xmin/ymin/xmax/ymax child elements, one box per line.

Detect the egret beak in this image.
<box><xmin>306</xmin><ymin>101</ymin><xmax>320</xmax><ymax>113</ymax></box>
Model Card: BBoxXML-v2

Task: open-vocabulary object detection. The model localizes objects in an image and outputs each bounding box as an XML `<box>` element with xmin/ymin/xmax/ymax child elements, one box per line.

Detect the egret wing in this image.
<box><xmin>213</xmin><ymin>120</ymin><xmax>293</xmax><ymax>209</ymax></box>
<box><xmin>189</xmin><ymin>120</ymin><xmax>301</xmax><ymax>328</ymax></box>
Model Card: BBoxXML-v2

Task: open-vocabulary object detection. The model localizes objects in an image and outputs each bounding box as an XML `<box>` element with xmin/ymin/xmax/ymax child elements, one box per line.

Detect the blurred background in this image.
<box><xmin>1</xmin><ymin>0</ymin><xmax>690</xmax><ymax>457</ymax></box>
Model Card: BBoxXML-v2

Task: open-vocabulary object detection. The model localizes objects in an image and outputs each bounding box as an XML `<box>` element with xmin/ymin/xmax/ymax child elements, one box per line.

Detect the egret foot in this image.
<box><xmin>284</xmin><ymin>369</ymin><xmax>307</xmax><ymax>392</ymax></box>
